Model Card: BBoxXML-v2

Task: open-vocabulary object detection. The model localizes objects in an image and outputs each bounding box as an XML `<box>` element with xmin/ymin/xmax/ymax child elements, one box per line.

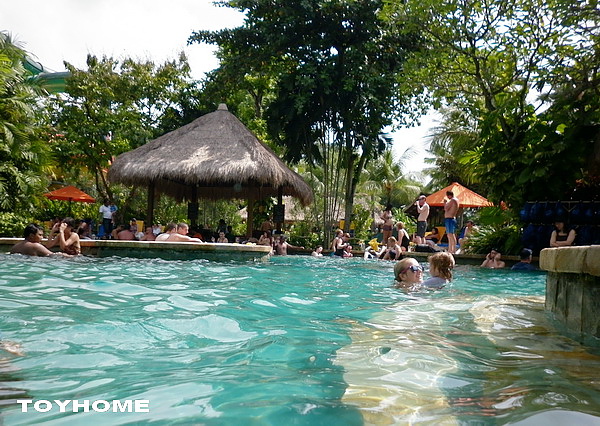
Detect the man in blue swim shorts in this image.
<box><xmin>443</xmin><ymin>191</ymin><xmax>460</xmax><ymax>254</ymax></box>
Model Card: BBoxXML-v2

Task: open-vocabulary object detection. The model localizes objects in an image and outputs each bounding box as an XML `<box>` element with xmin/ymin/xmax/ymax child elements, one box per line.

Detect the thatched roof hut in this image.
<box><xmin>108</xmin><ymin>104</ymin><xmax>313</xmax><ymax>234</ymax></box>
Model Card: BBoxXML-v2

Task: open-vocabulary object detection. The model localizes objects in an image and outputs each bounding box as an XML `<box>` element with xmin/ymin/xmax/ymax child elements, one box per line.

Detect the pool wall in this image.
<box><xmin>0</xmin><ymin>238</ymin><xmax>272</xmax><ymax>261</ymax></box>
<box><xmin>540</xmin><ymin>245</ymin><xmax>600</xmax><ymax>338</ymax></box>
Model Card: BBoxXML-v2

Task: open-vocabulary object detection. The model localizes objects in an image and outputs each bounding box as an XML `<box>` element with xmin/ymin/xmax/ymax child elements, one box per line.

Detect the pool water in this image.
<box><xmin>1</xmin><ymin>255</ymin><xmax>599</xmax><ymax>425</ymax></box>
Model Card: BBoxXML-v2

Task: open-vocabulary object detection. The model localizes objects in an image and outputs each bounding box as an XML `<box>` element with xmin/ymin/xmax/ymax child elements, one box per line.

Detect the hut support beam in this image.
<box><xmin>246</xmin><ymin>194</ymin><xmax>255</xmax><ymax>238</ymax></box>
<box><xmin>276</xmin><ymin>188</ymin><xmax>283</xmax><ymax>234</ymax></box>
<box><xmin>147</xmin><ymin>182</ymin><xmax>155</xmax><ymax>227</ymax></box>
<box><xmin>190</xmin><ymin>186</ymin><xmax>198</xmax><ymax>229</ymax></box>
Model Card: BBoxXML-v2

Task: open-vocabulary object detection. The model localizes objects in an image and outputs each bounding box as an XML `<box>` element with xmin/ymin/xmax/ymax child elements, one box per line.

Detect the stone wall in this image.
<box><xmin>540</xmin><ymin>246</ymin><xmax>600</xmax><ymax>338</ymax></box>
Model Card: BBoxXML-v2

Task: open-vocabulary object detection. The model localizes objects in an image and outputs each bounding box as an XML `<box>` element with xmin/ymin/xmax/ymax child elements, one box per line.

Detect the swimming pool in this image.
<box><xmin>1</xmin><ymin>255</ymin><xmax>599</xmax><ymax>425</ymax></box>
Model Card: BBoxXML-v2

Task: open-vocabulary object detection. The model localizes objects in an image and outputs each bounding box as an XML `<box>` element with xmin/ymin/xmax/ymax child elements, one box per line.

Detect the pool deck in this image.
<box><xmin>0</xmin><ymin>237</ymin><xmax>533</xmax><ymax>266</ymax></box>
<box><xmin>0</xmin><ymin>238</ymin><xmax>272</xmax><ymax>262</ymax></box>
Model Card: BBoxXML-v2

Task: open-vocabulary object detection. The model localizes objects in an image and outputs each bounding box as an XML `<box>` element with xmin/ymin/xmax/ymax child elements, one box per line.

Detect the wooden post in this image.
<box><xmin>189</xmin><ymin>185</ymin><xmax>198</xmax><ymax>228</ymax></box>
<box><xmin>147</xmin><ymin>182</ymin><xmax>155</xmax><ymax>227</ymax></box>
<box><xmin>246</xmin><ymin>193</ymin><xmax>255</xmax><ymax>238</ymax></box>
<box><xmin>275</xmin><ymin>187</ymin><xmax>284</xmax><ymax>234</ymax></box>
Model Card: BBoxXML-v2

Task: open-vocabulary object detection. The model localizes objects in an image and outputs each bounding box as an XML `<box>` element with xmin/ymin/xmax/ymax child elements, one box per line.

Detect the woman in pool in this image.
<box><xmin>422</xmin><ymin>252</ymin><xmax>455</xmax><ymax>289</ymax></box>
<box><xmin>393</xmin><ymin>257</ymin><xmax>424</xmax><ymax>290</ymax></box>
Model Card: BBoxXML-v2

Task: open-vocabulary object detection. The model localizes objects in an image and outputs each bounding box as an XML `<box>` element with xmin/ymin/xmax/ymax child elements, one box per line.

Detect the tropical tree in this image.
<box><xmin>47</xmin><ymin>54</ymin><xmax>200</xmax><ymax>204</ymax></box>
<box><xmin>190</xmin><ymin>0</ymin><xmax>422</xmax><ymax>232</ymax></box>
<box><xmin>423</xmin><ymin>106</ymin><xmax>480</xmax><ymax>189</ymax></box>
<box><xmin>0</xmin><ymin>32</ymin><xmax>51</xmax><ymax>214</ymax></box>
<box><xmin>383</xmin><ymin>0</ymin><xmax>600</xmax><ymax>207</ymax></box>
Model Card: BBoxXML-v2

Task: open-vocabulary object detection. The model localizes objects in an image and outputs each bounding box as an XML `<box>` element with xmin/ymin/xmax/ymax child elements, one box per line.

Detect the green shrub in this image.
<box><xmin>0</xmin><ymin>213</ymin><xmax>35</xmax><ymax>237</ymax></box>
<box><xmin>286</xmin><ymin>220</ymin><xmax>321</xmax><ymax>249</ymax></box>
<box><xmin>465</xmin><ymin>224</ymin><xmax>522</xmax><ymax>255</ymax></box>
<box><xmin>393</xmin><ymin>208</ymin><xmax>417</xmax><ymax>234</ymax></box>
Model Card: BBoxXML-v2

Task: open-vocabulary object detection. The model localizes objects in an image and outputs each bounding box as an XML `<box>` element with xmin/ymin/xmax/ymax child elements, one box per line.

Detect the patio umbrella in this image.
<box><xmin>424</xmin><ymin>182</ymin><xmax>493</xmax><ymax>208</ymax></box>
<box><xmin>43</xmin><ymin>185</ymin><xmax>96</xmax><ymax>214</ymax></box>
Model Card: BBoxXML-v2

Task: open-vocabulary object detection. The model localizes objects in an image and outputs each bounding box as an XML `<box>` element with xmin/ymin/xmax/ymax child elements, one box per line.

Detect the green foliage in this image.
<box><xmin>475</xmin><ymin>207</ymin><xmax>518</xmax><ymax>228</ymax></box>
<box><xmin>48</xmin><ymin>54</ymin><xmax>199</xmax><ymax>201</ymax></box>
<box><xmin>392</xmin><ymin>208</ymin><xmax>417</xmax><ymax>235</ymax></box>
<box><xmin>0</xmin><ymin>33</ymin><xmax>52</xmax><ymax>214</ymax></box>
<box><xmin>385</xmin><ymin>0</ymin><xmax>600</xmax><ymax>208</ymax></box>
<box><xmin>464</xmin><ymin>224</ymin><xmax>522</xmax><ymax>256</ymax></box>
<box><xmin>287</xmin><ymin>221</ymin><xmax>320</xmax><ymax>250</ymax></box>
<box><xmin>0</xmin><ymin>212</ymin><xmax>34</xmax><ymax>237</ymax></box>
<box><xmin>191</xmin><ymin>0</ymin><xmax>422</xmax><ymax>236</ymax></box>
<box><xmin>351</xmin><ymin>204</ymin><xmax>373</xmax><ymax>242</ymax></box>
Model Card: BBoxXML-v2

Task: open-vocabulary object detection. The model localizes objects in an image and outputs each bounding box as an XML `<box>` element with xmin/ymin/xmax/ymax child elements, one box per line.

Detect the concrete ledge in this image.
<box><xmin>584</xmin><ymin>246</ymin><xmax>600</xmax><ymax>277</ymax></box>
<box><xmin>540</xmin><ymin>246</ymin><xmax>600</xmax><ymax>277</ymax></box>
<box><xmin>0</xmin><ymin>238</ymin><xmax>271</xmax><ymax>261</ymax></box>
<box><xmin>540</xmin><ymin>245</ymin><xmax>600</xmax><ymax>339</ymax></box>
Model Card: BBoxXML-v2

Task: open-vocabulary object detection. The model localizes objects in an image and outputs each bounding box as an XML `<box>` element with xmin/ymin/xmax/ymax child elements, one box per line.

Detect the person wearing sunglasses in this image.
<box><xmin>393</xmin><ymin>257</ymin><xmax>424</xmax><ymax>290</ymax></box>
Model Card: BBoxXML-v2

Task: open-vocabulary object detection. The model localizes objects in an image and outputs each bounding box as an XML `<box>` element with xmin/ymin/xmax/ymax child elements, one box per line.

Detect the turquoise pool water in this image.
<box><xmin>1</xmin><ymin>255</ymin><xmax>599</xmax><ymax>425</ymax></box>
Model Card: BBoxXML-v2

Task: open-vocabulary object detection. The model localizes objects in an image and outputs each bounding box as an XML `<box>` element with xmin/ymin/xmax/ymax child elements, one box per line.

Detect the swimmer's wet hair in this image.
<box><xmin>429</xmin><ymin>252</ymin><xmax>455</xmax><ymax>280</ymax></box>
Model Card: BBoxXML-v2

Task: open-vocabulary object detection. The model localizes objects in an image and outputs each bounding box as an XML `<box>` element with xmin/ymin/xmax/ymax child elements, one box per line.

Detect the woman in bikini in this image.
<box><xmin>381</xmin><ymin>236</ymin><xmax>403</xmax><ymax>260</ymax></box>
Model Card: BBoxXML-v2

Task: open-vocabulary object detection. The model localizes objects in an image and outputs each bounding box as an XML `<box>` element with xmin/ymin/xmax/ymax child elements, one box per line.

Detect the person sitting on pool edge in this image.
<box><xmin>393</xmin><ymin>257</ymin><xmax>424</xmax><ymax>290</ymax></box>
<box><xmin>481</xmin><ymin>248</ymin><xmax>505</xmax><ymax>269</ymax></box>
<box><xmin>422</xmin><ymin>252</ymin><xmax>455</xmax><ymax>289</ymax></box>
<box><xmin>511</xmin><ymin>248</ymin><xmax>537</xmax><ymax>271</ymax></box>
<box><xmin>11</xmin><ymin>224</ymin><xmax>69</xmax><ymax>257</ymax></box>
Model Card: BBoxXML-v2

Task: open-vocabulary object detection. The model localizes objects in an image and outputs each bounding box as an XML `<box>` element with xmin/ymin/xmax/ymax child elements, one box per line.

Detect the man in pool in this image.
<box><xmin>274</xmin><ymin>235</ymin><xmax>304</xmax><ymax>255</ymax></box>
<box><xmin>11</xmin><ymin>224</ymin><xmax>69</xmax><ymax>257</ymax></box>
<box><xmin>481</xmin><ymin>248</ymin><xmax>506</xmax><ymax>269</ymax></box>
<box><xmin>166</xmin><ymin>223</ymin><xmax>203</xmax><ymax>242</ymax></box>
<box><xmin>511</xmin><ymin>248</ymin><xmax>537</xmax><ymax>271</ymax></box>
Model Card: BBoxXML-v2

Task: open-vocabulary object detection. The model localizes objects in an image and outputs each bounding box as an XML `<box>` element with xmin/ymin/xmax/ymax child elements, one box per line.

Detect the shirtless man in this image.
<box><xmin>11</xmin><ymin>224</ymin><xmax>63</xmax><ymax>257</ymax></box>
<box><xmin>415</xmin><ymin>195</ymin><xmax>430</xmax><ymax>244</ymax></box>
<box><xmin>481</xmin><ymin>248</ymin><xmax>506</xmax><ymax>269</ymax></box>
<box><xmin>155</xmin><ymin>223</ymin><xmax>177</xmax><ymax>241</ymax></box>
<box><xmin>444</xmin><ymin>191</ymin><xmax>460</xmax><ymax>254</ymax></box>
<box><xmin>166</xmin><ymin>223</ymin><xmax>203</xmax><ymax>242</ymax></box>
<box><xmin>46</xmin><ymin>218</ymin><xmax>81</xmax><ymax>255</ymax></box>
<box><xmin>274</xmin><ymin>235</ymin><xmax>303</xmax><ymax>255</ymax></box>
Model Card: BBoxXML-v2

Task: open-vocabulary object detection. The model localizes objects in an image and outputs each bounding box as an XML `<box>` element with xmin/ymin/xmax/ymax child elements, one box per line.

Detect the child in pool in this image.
<box><xmin>421</xmin><ymin>252</ymin><xmax>455</xmax><ymax>289</ymax></box>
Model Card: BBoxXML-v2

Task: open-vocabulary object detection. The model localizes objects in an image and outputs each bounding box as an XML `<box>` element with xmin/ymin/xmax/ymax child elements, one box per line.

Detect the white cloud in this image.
<box><xmin>1</xmin><ymin>0</ymin><xmax>244</xmax><ymax>78</ymax></box>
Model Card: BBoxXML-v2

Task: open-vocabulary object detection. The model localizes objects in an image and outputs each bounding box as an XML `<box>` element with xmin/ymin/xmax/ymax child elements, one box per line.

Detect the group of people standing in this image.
<box><xmin>382</xmin><ymin>190</ymin><xmax>462</xmax><ymax>254</ymax></box>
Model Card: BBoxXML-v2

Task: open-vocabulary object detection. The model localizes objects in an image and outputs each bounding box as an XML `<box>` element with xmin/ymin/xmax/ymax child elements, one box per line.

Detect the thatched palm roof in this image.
<box><xmin>108</xmin><ymin>104</ymin><xmax>313</xmax><ymax>206</ymax></box>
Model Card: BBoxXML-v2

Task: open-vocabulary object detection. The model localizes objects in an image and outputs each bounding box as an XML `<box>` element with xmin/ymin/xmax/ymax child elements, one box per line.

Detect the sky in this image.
<box><xmin>2</xmin><ymin>0</ymin><xmax>434</xmax><ymax>176</ymax></box>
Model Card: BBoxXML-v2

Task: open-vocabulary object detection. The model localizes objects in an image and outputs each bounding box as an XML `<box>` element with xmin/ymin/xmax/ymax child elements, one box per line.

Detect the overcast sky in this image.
<box><xmin>2</xmin><ymin>0</ymin><xmax>433</xmax><ymax>176</ymax></box>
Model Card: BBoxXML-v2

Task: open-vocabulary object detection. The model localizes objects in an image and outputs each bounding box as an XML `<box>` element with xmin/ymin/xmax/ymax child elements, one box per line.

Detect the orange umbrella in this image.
<box><xmin>425</xmin><ymin>182</ymin><xmax>493</xmax><ymax>208</ymax></box>
<box><xmin>43</xmin><ymin>186</ymin><xmax>96</xmax><ymax>203</ymax></box>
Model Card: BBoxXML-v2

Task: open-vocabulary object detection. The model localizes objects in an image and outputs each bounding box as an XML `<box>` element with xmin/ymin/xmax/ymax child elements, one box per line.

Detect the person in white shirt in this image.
<box><xmin>99</xmin><ymin>199</ymin><xmax>115</xmax><ymax>238</ymax></box>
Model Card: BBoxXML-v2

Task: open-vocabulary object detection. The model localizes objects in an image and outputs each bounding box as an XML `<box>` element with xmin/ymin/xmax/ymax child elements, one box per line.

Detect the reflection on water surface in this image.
<box><xmin>0</xmin><ymin>255</ymin><xmax>598</xmax><ymax>425</ymax></box>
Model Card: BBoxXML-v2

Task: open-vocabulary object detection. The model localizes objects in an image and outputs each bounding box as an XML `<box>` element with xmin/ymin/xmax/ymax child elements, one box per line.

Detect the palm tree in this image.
<box><xmin>424</xmin><ymin>107</ymin><xmax>480</xmax><ymax>188</ymax></box>
<box><xmin>361</xmin><ymin>149</ymin><xmax>422</xmax><ymax>208</ymax></box>
<box><xmin>0</xmin><ymin>32</ymin><xmax>51</xmax><ymax>213</ymax></box>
